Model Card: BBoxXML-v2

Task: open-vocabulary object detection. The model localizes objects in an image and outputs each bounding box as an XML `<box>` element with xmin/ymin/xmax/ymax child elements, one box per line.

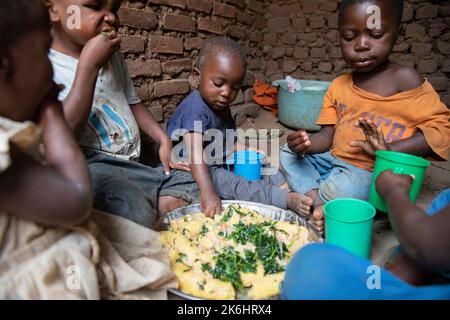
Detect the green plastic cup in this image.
<box><xmin>369</xmin><ymin>151</ymin><xmax>430</xmax><ymax>212</ymax></box>
<box><xmin>325</xmin><ymin>199</ymin><xmax>376</xmax><ymax>259</ymax></box>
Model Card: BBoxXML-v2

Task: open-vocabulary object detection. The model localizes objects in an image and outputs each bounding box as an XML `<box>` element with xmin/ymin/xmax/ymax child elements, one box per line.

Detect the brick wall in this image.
<box><xmin>118</xmin><ymin>0</ymin><xmax>267</xmax><ymax>125</ymax></box>
<box><xmin>262</xmin><ymin>0</ymin><xmax>450</xmax><ymax>106</ymax></box>
<box><xmin>119</xmin><ymin>0</ymin><xmax>450</xmax><ymax>125</ymax></box>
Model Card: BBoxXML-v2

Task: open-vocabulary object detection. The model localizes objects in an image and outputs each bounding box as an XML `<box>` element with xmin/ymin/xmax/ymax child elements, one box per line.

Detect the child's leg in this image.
<box><xmin>279</xmin><ymin>144</ymin><xmax>334</xmax><ymax>194</ymax></box>
<box><xmin>208</xmin><ymin>166</ymin><xmax>313</xmax><ymax>215</ymax></box>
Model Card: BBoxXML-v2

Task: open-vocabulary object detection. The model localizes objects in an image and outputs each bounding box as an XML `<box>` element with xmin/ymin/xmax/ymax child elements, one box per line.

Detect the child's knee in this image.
<box><xmin>319</xmin><ymin>175</ymin><xmax>370</xmax><ymax>202</ymax></box>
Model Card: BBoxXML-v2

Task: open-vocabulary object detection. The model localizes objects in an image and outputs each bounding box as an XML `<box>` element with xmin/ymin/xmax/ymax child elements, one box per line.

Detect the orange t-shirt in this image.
<box><xmin>316</xmin><ymin>73</ymin><xmax>450</xmax><ymax>171</ymax></box>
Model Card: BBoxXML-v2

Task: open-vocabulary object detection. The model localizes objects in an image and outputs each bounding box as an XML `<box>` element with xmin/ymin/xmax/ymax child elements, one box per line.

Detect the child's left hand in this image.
<box><xmin>350</xmin><ymin>117</ymin><xmax>390</xmax><ymax>156</ymax></box>
<box><xmin>159</xmin><ymin>137</ymin><xmax>174</xmax><ymax>175</ymax></box>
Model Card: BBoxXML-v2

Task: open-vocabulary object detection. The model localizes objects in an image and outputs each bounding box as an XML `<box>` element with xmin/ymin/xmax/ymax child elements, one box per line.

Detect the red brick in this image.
<box><xmin>245</xmin><ymin>0</ymin><xmax>264</xmax><ymax>14</ymax></box>
<box><xmin>118</xmin><ymin>8</ymin><xmax>157</xmax><ymax>30</ymax></box>
<box><xmin>309</xmin><ymin>16</ymin><xmax>325</xmax><ymax>29</ymax></box>
<box><xmin>302</xmin><ymin>2</ymin><xmax>318</xmax><ymax>13</ymax></box>
<box><xmin>310</xmin><ymin>47</ymin><xmax>327</xmax><ymax>58</ymax></box>
<box><xmin>227</xmin><ymin>26</ymin><xmax>245</xmax><ymax>39</ymax></box>
<box><xmin>267</xmin><ymin>17</ymin><xmax>291</xmax><ymax>33</ymax></box>
<box><xmin>292</xmin><ymin>18</ymin><xmax>307</xmax><ymax>31</ymax></box>
<box><xmin>318</xmin><ymin>62</ymin><xmax>333</xmax><ymax>73</ymax></box>
<box><xmin>213</xmin><ymin>2</ymin><xmax>236</xmax><ymax>19</ymax></box>
<box><xmin>405</xmin><ymin>23</ymin><xmax>427</xmax><ymax>40</ymax></box>
<box><xmin>149</xmin><ymin>36</ymin><xmax>184</xmax><ymax>54</ymax></box>
<box><xmin>198</xmin><ymin>17</ymin><xmax>223</xmax><ymax>34</ymax></box>
<box><xmin>148</xmin><ymin>0</ymin><xmax>186</xmax><ymax>9</ymax></box>
<box><xmin>120</xmin><ymin>36</ymin><xmax>145</xmax><ymax>53</ymax></box>
<box><xmin>163</xmin><ymin>13</ymin><xmax>196</xmax><ymax>33</ymax></box>
<box><xmin>272</xmin><ymin>47</ymin><xmax>286</xmax><ymax>60</ymax></box>
<box><xmin>411</xmin><ymin>43</ymin><xmax>432</xmax><ymax>57</ymax></box>
<box><xmin>237</xmin><ymin>11</ymin><xmax>254</xmax><ymax>26</ymax></box>
<box><xmin>254</xmin><ymin>17</ymin><xmax>266</xmax><ymax>30</ymax></box>
<box><xmin>417</xmin><ymin>60</ymin><xmax>438</xmax><ymax>74</ymax></box>
<box><xmin>415</xmin><ymin>5</ymin><xmax>439</xmax><ymax>19</ymax></box>
<box><xmin>162</xmin><ymin>58</ymin><xmax>193</xmax><ymax>75</ymax></box>
<box><xmin>186</xmin><ymin>0</ymin><xmax>212</xmax><ymax>13</ymax></box>
<box><xmin>402</xmin><ymin>5</ymin><xmax>414</xmax><ymax>22</ymax></box>
<box><xmin>247</xmin><ymin>30</ymin><xmax>263</xmax><ymax>43</ymax></box>
<box><xmin>136</xmin><ymin>86</ymin><xmax>150</xmax><ymax>102</ymax></box>
<box><xmin>263</xmin><ymin>33</ymin><xmax>278</xmax><ymax>46</ymax></box>
<box><xmin>294</xmin><ymin>47</ymin><xmax>309</xmax><ymax>59</ymax></box>
<box><xmin>267</xmin><ymin>4</ymin><xmax>301</xmax><ymax>17</ymax></box>
<box><xmin>437</xmin><ymin>40</ymin><xmax>450</xmax><ymax>55</ymax></box>
<box><xmin>127</xmin><ymin>58</ymin><xmax>161</xmax><ymax>78</ymax></box>
<box><xmin>153</xmin><ymin>80</ymin><xmax>190</xmax><ymax>97</ymax></box>
<box><xmin>185</xmin><ymin>37</ymin><xmax>204</xmax><ymax>50</ymax></box>
<box><xmin>327</xmin><ymin>13</ymin><xmax>338</xmax><ymax>29</ymax></box>
<box><xmin>282</xmin><ymin>60</ymin><xmax>298</xmax><ymax>73</ymax></box>
<box><xmin>149</xmin><ymin>106</ymin><xmax>164</xmax><ymax>122</ymax></box>
<box><xmin>319</xmin><ymin>0</ymin><xmax>338</xmax><ymax>12</ymax></box>
<box><xmin>281</xmin><ymin>32</ymin><xmax>297</xmax><ymax>45</ymax></box>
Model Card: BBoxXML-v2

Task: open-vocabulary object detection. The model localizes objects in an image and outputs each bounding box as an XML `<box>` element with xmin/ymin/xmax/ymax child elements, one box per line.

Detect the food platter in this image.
<box><xmin>161</xmin><ymin>200</ymin><xmax>323</xmax><ymax>300</ymax></box>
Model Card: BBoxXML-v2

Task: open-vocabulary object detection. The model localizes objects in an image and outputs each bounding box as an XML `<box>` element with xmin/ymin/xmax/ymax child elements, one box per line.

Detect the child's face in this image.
<box><xmin>198</xmin><ymin>54</ymin><xmax>246</xmax><ymax>112</ymax></box>
<box><xmin>339</xmin><ymin>1</ymin><xmax>399</xmax><ymax>73</ymax></box>
<box><xmin>52</xmin><ymin>0</ymin><xmax>119</xmax><ymax>47</ymax></box>
<box><xmin>0</xmin><ymin>30</ymin><xmax>54</xmax><ymax>121</ymax></box>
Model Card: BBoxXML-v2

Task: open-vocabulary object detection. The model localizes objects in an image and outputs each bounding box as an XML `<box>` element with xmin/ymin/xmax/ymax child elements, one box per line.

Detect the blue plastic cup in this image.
<box><xmin>227</xmin><ymin>150</ymin><xmax>264</xmax><ymax>181</ymax></box>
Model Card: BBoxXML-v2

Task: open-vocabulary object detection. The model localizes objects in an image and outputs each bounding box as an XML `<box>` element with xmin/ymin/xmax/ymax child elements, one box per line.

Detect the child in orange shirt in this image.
<box><xmin>281</xmin><ymin>0</ymin><xmax>450</xmax><ymax>231</ymax></box>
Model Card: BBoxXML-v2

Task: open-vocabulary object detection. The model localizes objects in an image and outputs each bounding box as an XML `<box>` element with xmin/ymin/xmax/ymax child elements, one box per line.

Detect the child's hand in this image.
<box><xmin>200</xmin><ymin>192</ymin><xmax>222</xmax><ymax>217</ymax></box>
<box><xmin>159</xmin><ymin>137</ymin><xmax>174</xmax><ymax>176</ymax></box>
<box><xmin>287</xmin><ymin>129</ymin><xmax>311</xmax><ymax>156</ymax></box>
<box><xmin>375</xmin><ymin>170</ymin><xmax>413</xmax><ymax>199</ymax></box>
<box><xmin>350</xmin><ymin>117</ymin><xmax>389</xmax><ymax>156</ymax></box>
<box><xmin>79</xmin><ymin>31</ymin><xmax>121</xmax><ymax>71</ymax></box>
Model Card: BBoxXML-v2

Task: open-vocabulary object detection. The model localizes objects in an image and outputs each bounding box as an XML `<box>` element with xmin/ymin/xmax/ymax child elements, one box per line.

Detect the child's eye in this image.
<box><xmin>371</xmin><ymin>33</ymin><xmax>384</xmax><ymax>39</ymax></box>
<box><xmin>85</xmin><ymin>3</ymin><xmax>102</xmax><ymax>11</ymax></box>
<box><xmin>213</xmin><ymin>81</ymin><xmax>223</xmax><ymax>87</ymax></box>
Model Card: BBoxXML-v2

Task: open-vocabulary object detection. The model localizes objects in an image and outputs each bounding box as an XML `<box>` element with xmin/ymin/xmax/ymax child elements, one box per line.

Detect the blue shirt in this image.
<box><xmin>166</xmin><ymin>91</ymin><xmax>236</xmax><ymax>164</ymax></box>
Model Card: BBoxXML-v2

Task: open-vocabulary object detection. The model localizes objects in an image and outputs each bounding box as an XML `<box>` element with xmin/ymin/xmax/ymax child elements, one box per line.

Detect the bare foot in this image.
<box><xmin>158</xmin><ymin>196</ymin><xmax>189</xmax><ymax>217</ymax></box>
<box><xmin>312</xmin><ymin>205</ymin><xmax>325</xmax><ymax>235</ymax></box>
<box><xmin>286</xmin><ymin>192</ymin><xmax>314</xmax><ymax>216</ymax></box>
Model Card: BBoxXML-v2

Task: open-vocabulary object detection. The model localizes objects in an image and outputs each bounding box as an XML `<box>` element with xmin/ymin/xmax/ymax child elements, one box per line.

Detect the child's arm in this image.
<box><xmin>287</xmin><ymin>125</ymin><xmax>335</xmax><ymax>156</ymax></box>
<box><xmin>376</xmin><ymin>171</ymin><xmax>450</xmax><ymax>272</ymax></box>
<box><xmin>184</xmin><ymin>132</ymin><xmax>222</xmax><ymax>217</ymax></box>
<box><xmin>0</xmin><ymin>86</ymin><xmax>92</xmax><ymax>227</ymax></box>
<box><xmin>60</xmin><ymin>33</ymin><xmax>121</xmax><ymax>136</ymax></box>
<box><xmin>351</xmin><ymin>117</ymin><xmax>433</xmax><ymax>157</ymax></box>
<box><xmin>130</xmin><ymin>103</ymin><xmax>174</xmax><ymax>175</ymax></box>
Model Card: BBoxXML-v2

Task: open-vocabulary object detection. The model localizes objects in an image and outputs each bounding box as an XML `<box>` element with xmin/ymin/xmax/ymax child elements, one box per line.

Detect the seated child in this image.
<box><xmin>0</xmin><ymin>0</ymin><xmax>176</xmax><ymax>299</ymax></box>
<box><xmin>280</xmin><ymin>0</ymin><xmax>450</xmax><ymax>231</ymax></box>
<box><xmin>46</xmin><ymin>0</ymin><xmax>200</xmax><ymax>227</ymax></box>
<box><xmin>166</xmin><ymin>37</ymin><xmax>313</xmax><ymax>217</ymax></box>
<box><xmin>281</xmin><ymin>171</ymin><xmax>450</xmax><ymax>300</ymax></box>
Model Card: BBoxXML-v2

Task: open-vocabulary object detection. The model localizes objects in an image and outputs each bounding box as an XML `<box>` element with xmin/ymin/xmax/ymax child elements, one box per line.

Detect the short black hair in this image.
<box><xmin>0</xmin><ymin>0</ymin><xmax>50</xmax><ymax>60</ymax></box>
<box><xmin>338</xmin><ymin>0</ymin><xmax>404</xmax><ymax>28</ymax></box>
<box><xmin>196</xmin><ymin>37</ymin><xmax>247</xmax><ymax>70</ymax></box>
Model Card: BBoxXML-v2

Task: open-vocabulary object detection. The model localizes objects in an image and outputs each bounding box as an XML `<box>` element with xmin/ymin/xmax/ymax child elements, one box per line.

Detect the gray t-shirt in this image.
<box><xmin>49</xmin><ymin>49</ymin><xmax>141</xmax><ymax>161</ymax></box>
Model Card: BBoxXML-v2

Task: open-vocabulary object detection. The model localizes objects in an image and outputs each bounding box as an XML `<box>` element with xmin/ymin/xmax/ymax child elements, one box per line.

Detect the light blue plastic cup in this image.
<box><xmin>227</xmin><ymin>150</ymin><xmax>264</xmax><ymax>181</ymax></box>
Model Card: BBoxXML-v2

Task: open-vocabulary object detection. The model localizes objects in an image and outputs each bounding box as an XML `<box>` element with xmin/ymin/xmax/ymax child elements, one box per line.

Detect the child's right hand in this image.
<box><xmin>79</xmin><ymin>31</ymin><xmax>121</xmax><ymax>71</ymax></box>
<box><xmin>200</xmin><ymin>192</ymin><xmax>222</xmax><ymax>217</ymax></box>
<box><xmin>375</xmin><ymin>170</ymin><xmax>413</xmax><ymax>199</ymax></box>
<box><xmin>287</xmin><ymin>129</ymin><xmax>311</xmax><ymax>156</ymax></box>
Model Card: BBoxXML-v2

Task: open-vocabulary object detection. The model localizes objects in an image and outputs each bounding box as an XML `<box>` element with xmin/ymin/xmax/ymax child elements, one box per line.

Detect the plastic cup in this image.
<box><xmin>227</xmin><ymin>150</ymin><xmax>264</xmax><ymax>181</ymax></box>
<box><xmin>369</xmin><ymin>150</ymin><xmax>430</xmax><ymax>212</ymax></box>
<box><xmin>325</xmin><ymin>199</ymin><xmax>376</xmax><ymax>259</ymax></box>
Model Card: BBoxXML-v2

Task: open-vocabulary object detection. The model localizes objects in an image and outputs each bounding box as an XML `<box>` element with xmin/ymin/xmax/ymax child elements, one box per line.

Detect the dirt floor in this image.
<box><xmin>238</xmin><ymin>108</ymin><xmax>450</xmax><ymax>264</ymax></box>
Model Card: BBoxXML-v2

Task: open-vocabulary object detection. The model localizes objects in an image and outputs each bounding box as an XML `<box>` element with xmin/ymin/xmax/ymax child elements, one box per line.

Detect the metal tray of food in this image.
<box><xmin>161</xmin><ymin>200</ymin><xmax>323</xmax><ymax>300</ymax></box>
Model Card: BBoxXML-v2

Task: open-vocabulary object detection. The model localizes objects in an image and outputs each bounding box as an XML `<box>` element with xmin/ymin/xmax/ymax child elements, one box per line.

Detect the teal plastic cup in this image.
<box><xmin>325</xmin><ymin>199</ymin><xmax>376</xmax><ymax>259</ymax></box>
<box><xmin>369</xmin><ymin>150</ymin><xmax>430</xmax><ymax>212</ymax></box>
